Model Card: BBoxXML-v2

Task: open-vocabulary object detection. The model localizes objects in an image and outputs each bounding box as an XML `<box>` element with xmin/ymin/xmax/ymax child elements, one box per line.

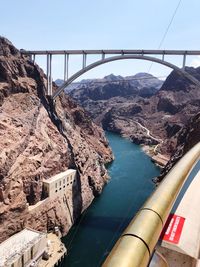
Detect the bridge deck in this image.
<box><xmin>21</xmin><ymin>49</ymin><xmax>200</xmax><ymax>55</ymax></box>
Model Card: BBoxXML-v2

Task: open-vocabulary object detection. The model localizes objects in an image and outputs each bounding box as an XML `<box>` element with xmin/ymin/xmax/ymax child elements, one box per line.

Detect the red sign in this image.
<box><xmin>161</xmin><ymin>214</ymin><xmax>185</xmax><ymax>244</ymax></box>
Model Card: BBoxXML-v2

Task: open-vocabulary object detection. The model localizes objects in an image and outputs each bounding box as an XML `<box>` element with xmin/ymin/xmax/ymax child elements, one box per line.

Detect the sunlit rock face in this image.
<box><xmin>155</xmin><ymin>112</ymin><xmax>200</xmax><ymax>183</ymax></box>
<box><xmin>0</xmin><ymin>37</ymin><xmax>113</xmax><ymax>242</ymax></box>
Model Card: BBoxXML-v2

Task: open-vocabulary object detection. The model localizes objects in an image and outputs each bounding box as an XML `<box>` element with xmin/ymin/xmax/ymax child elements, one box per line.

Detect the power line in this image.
<box><xmin>158</xmin><ymin>0</ymin><xmax>183</xmax><ymax>49</ymax></box>
<box><xmin>148</xmin><ymin>0</ymin><xmax>183</xmax><ymax>72</ymax></box>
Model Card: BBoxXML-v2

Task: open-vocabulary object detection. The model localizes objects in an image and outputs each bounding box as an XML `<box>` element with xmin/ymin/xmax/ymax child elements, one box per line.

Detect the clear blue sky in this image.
<box><xmin>1</xmin><ymin>0</ymin><xmax>200</xmax><ymax>80</ymax></box>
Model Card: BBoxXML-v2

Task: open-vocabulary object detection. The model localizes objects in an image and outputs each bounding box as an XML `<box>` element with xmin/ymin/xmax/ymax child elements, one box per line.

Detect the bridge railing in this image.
<box><xmin>102</xmin><ymin>142</ymin><xmax>200</xmax><ymax>267</ymax></box>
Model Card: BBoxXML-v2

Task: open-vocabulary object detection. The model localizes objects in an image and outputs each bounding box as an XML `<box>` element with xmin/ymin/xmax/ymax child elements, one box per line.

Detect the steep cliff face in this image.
<box><xmin>0</xmin><ymin>37</ymin><xmax>113</xmax><ymax>242</ymax></box>
<box><xmin>155</xmin><ymin>112</ymin><xmax>200</xmax><ymax>183</ymax></box>
<box><xmin>154</xmin><ymin>67</ymin><xmax>200</xmax><ymax>154</ymax></box>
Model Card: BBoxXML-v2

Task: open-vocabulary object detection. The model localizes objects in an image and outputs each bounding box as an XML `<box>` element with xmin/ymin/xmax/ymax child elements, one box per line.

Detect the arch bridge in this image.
<box><xmin>21</xmin><ymin>49</ymin><xmax>200</xmax><ymax>99</ymax></box>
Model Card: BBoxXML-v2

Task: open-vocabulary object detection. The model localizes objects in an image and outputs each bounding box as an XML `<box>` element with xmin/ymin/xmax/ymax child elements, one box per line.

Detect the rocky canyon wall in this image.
<box><xmin>155</xmin><ymin>112</ymin><xmax>200</xmax><ymax>183</ymax></box>
<box><xmin>0</xmin><ymin>37</ymin><xmax>113</xmax><ymax>242</ymax></box>
<box><xmin>69</xmin><ymin>68</ymin><xmax>200</xmax><ymax>157</ymax></box>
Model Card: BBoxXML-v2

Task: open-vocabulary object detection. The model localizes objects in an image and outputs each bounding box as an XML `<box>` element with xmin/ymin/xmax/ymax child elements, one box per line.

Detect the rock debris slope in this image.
<box><xmin>0</xmin><ymin>37</ymin><xmax>113</xmax><ymax>243</ymax></box>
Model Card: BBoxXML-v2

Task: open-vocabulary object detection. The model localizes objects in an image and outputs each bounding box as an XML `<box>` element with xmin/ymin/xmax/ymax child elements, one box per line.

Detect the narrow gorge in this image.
<box><xmin>0</xmin><ymin>37</ymin><xmax>200</xmax><ymax>266</ymax></box>
<box><xmin>68</xmin><ymin>69</ymin><xmax>200</xmax><ymax>168</ymax></box>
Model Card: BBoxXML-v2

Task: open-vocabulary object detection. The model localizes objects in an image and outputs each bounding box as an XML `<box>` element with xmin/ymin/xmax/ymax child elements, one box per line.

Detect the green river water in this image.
<box><xmin>61</xmin><ymin>132</ymin><xmax>160</xmax><ymax>267</ymax></box>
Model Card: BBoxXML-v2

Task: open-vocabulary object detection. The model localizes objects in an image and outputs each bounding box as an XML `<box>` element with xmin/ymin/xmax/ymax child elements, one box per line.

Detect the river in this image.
<box><xmin>61</xmin><ymin>132</ymin><xmax>160</xmax><ymax>267</ymax></box>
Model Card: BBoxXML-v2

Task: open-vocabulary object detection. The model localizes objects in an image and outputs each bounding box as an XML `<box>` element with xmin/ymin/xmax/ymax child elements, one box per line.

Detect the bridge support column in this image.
<box><xmin>82</xmin><ymin>53</ymin><xmax>87</xmax><ymax>69</ymax></box>
<box><xmin>33</xmin><ymin>54</ymin><xmax>36</xmax><ymax>65</ymax></box>
<box><xmin>49</xmin><ymin>54</ymin><xmax>52</xmax><ymax>96</ymax></box>
<box><xmin>64</xmin><ymin>53</ymin><xmax>69</xmax><ymax>81</ymax></box>
<box><xmin>46</xmin><ymin>54</ymin><xmax>52</xmax><ymax>96</ymax></box>
<box><xmin>29</xmin><ymin>54</ymin><xmax>35</xmax><ymax>64</ymax></box>
<box><xmin>182</xmin><ymin>54</ymin><xmax>186</xmax><ymax>70</ymax></box>
<box><xmin>102</xmin><ymin>52</ymin><xmax>105</xmax><ymax>60</ymax></box>
<box><xmin>46</xmin><ymin>54</ymin><xmax>50</xmax><ymax>95</ymax></box>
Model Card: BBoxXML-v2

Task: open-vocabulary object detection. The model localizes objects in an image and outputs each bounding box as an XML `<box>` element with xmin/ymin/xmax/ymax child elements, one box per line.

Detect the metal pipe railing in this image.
<box><xmin>103</xmin><ymin>142</ymin><xmax>200</xmax><ymax>267</ymax></box>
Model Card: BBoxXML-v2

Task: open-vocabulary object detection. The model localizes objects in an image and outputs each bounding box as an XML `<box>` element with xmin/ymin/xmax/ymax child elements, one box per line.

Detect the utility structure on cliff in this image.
<box><xmin>21</xmin><ymin>49</ymin><xmax>200</xmax><ymax>98</ymax></box>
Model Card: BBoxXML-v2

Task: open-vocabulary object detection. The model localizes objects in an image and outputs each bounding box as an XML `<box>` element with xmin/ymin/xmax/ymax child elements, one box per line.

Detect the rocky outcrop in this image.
<box><xmin>154</xmin><ymin>112</ymin><xmax>200</xmax><ymax>183</ymax></box>
<box><xmin>69</xmin><ymin>73</ymin><xmax>162</xmax><ymax>101</ymax></box>
<box><xmin>0</xmin><ymin>37</ymin><xmax>113</xmax><ymax>242</ymax></box>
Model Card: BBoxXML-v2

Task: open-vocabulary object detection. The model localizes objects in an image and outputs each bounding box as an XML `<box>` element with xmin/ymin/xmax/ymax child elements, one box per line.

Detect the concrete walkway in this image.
<box><xmin>161</xmin><ymin>169</ymin><xmax>200</xmax><ymax>259</ymax></box>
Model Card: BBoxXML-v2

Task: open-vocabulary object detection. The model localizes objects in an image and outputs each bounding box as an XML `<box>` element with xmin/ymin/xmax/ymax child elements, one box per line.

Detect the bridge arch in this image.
<box><xmin>53</xmin><ymin>54</ymin><xmax>200</xmax><ymax>99</ymax></box>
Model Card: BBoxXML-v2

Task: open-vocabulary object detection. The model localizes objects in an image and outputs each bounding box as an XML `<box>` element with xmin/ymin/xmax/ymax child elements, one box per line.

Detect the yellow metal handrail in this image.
<box><xmin>103</xmin><ymin>142</ymin><xmax>200</xmax><ymax>267</ymax></box>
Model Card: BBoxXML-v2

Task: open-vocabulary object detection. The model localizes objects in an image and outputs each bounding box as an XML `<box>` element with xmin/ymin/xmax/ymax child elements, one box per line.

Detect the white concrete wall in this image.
<box><xmin>43</xmin><ymin>170</ymin><xmax>77</xmax><ymax>198</ymax></box>
<box><xmin>23</xmin><ymin>249</ymin><xmax>30</xmax><ymax>265</ymax></box>
<box><xmin>32</xmin><ymin>235</ymin><xmax>47</xmax><ymax>263</ymax></box>
<box><xmin>6</xmin><ymin>235</ymin><xmax>47</xmax><ymax>267</ymax></box>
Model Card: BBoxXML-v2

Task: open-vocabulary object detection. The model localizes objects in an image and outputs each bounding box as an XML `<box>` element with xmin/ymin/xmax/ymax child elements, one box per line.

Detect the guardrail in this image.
<box><xmin>103</xmin><ymin>142</ymin><xmax>200</xmax><ymax>267</ymax></box>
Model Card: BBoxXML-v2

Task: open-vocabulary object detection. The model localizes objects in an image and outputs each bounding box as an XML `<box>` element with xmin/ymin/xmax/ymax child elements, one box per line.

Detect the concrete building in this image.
<box><xmin>0</xmin><ymin>228</ymin><xmax>47</xmax><ymax>267</ymax></box>
<box><xmin>43</xmin><ymin>169</ymin><xmax>77</xmax><ymax>198</ymax></box>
